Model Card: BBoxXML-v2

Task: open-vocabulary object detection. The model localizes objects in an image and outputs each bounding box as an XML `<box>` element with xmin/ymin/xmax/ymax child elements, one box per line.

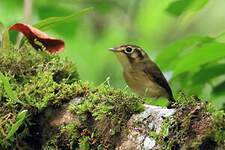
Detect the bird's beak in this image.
<box><xmin>108</xmin><ymin>47</ymin><xmax>118</xmax><ymax>52</ymax></box>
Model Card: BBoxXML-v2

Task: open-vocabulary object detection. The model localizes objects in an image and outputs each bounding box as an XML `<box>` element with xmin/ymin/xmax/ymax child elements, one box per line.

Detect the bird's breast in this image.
<box><xmin>123</xmin><ymin>70</ymin><xmax>168</xmax><ymax>98</ymax></box>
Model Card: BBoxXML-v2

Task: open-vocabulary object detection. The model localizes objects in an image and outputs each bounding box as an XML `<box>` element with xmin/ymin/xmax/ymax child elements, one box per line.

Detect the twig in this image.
<box><xmin>16</xmin><ymin>0</ymin><xmax>33</xmax><ymax>48</ymax></box>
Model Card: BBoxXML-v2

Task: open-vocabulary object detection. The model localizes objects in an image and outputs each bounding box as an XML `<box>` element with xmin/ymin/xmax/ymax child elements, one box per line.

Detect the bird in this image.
<box><xmin>109</xmin><ymin>44</ymin><xmax>175</xmax><ymax>105</ymax></box>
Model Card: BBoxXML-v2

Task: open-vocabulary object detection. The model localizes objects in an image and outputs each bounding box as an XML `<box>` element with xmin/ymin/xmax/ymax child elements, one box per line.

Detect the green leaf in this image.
<box><xmin>212</xmin><ymin>81</ymin><xmax>225</xmax><ymax>97</ymax></box>
<box><xmin>192</xmin><ymin>64</ymin><xmax>225</xmax><ymax>85</ymax></box>
<box><xmin>166</xmin><ymin>0</ymin><xmax>193</xmax><ymax>16</ymax></box>
<box><xmin>0</xmin><ymin>21</ymin><xmax>4</xmax><ymax>32</ymax></box>
<box><xmin>190</xmin><ymin>0</ymin><xmax>210</xmax><ymax>11</ymax></box>
<box><xmin>1</xmin><ymin>28</ymin><xmax>10</xmax><ymax>52</ymax></box>
<box><xmin>88</xmin><ymin>1</ymin><xmax>113</xmax><ymax>13</ymax></box>
<box><xmin>20</xmin><ymin>8</ymin><xmax>92</xmax><ymax>46</ymax></box>
<box><xmin>16</xmin><ymin>110</ymin><xmax>28</xmax><ymax>121</ymax></box>
<box><xmin>0</xmin><ymin>72</ymin><xmax>24</xmax><ymax>104</ymax></box>
<box><xmin>211</xmin><ymin>96</ymin><xmax>225</xmax><ymax>110</ymax></box>
<box><xmin>173</xmin><ymin>42</ymin><xmax>225</xmax><ymax>76</ymax></box>
<box><xmin>155</xmin><ymin>35</ymin><xmax>213</xmax><ymax>70</ymax></box>
<box><xmin>33</xmin><ymin>7</ymin><xmax>92</xmax><ymax>31</ymax></box>
<box><xmin>4</xmin><ymin>110</ymin><xmax>28</xmax><ymax>140</ymax></box>
<box><xmin>166</xmin><ymin>0</ymin><xmax>210</xmax><ymax>17</ymax></box>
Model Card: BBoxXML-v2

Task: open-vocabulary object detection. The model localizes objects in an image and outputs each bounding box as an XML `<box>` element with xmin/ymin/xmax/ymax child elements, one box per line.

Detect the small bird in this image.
<box><xmin>109</xmin><ymin>44</ymin><xmax>174</xmax><ymax>104</ymax></box>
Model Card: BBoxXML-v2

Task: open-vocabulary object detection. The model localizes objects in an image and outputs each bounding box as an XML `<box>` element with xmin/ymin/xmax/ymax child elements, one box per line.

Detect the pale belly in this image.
<box><xmin>123</xmin><ymin>70</ymin><xmax>168</xmax><ymax>98</ymax></box>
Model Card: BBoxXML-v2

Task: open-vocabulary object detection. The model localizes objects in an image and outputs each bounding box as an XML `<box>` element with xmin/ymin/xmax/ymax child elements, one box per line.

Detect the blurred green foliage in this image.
<box><xmin>166</xmin><ymin>0</ymin><xmax>210</xmax><ymax>17</ymax></box>
<box><xmin>0</xmin><ymin>0</ymin><xmax>225</xmax><ymax>109</ymax></box>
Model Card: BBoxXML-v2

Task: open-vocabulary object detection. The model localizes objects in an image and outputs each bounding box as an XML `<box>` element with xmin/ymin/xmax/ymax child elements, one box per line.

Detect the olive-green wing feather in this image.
<box><xmin>143</xmin><ymin>62</ymin><xmax>174</xmax><ymax>101</ymax></box>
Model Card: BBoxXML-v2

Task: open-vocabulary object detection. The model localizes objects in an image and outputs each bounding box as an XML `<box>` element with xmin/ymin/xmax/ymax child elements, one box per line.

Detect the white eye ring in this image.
<box><xmin>125</xmin><ymin>47</ymin><xmax>133</xmax><ymax>53</ymax></box>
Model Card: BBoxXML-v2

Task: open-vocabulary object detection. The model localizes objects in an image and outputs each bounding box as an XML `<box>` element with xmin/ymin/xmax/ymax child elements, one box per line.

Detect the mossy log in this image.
<box><xmin>0</xmin><ymin>46</ymin><xmax>224</xmax><ymax>150</ymax></box>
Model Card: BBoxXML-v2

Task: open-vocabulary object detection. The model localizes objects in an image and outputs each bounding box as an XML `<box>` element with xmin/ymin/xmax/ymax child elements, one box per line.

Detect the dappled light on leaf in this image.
<box><xmin>9</xmin><ymin>23</ymin><xmax>65</xmax><ymax>53</ymax></box>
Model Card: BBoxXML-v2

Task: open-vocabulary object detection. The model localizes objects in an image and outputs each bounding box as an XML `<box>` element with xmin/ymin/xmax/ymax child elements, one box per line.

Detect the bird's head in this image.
<box><xmin>109</xmin><ymin>44</ymin><xmax>149</xmax><ymax>69</ymax></box>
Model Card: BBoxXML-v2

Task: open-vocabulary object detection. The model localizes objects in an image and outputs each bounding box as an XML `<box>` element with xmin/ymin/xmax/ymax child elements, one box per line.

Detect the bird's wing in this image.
<box><xmin>143</xmin><ymin>62</ymin><xmax>174</xmax><ymax>101</ymax></box>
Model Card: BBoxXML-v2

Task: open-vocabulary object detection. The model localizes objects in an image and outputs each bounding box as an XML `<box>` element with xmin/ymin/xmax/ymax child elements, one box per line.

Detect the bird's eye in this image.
<box><xmin>125</xmin><ymin>47</ymin><xmax>133</xmax><ymax>53</ymax></box>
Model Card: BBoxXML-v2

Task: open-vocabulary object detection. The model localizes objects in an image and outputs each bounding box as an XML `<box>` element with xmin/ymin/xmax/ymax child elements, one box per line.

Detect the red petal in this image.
<box><xmin>9</xmin><ymin>23</ymin><xmax>65</xmax><ymax>53</ymax></box>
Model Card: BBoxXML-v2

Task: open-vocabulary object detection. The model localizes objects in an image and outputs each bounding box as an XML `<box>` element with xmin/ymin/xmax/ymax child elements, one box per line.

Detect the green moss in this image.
<box><xmin>0</xmin><ymin>45</ymin><xmax>79</xmax><ymax>84</ymax></box>
<box><xmin>210</xmin><ymin>110</ymin><xmax>225</xmax><ymax>145</ymax></box>
<box><xmin>152</xmin><ymin>93</ymin><xmax>225</xmax><ymax>149</ymax></box>
<box><xmin>45</xmin><ymin>121</ymin><xmax>80</xmax><ymax>150</ymax></box>
<box><xmin>53</xmin><ymin>82</ymin><xmax>145</xmax><ymax>150</ymax></box>
<box><xmin>0</xmin><ymin>45</ymin><xmax>79</xmax><ymax>149</ymax></box>
<box><xmin>1</xmin><ymin>45</ymin><xmax>223</xmax><ymax>150</ymax></box>
<box><xmin>0</xmin><ymin>45</ymin><xmax>145</xmax><ymax>149</ymax></box>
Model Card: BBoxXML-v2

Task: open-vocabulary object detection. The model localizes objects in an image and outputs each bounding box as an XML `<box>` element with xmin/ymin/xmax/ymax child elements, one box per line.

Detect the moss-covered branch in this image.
<box><xmin>0</xmin><ymin>45</ymin><xmax>224</xmax><ymax>150</ymax></box>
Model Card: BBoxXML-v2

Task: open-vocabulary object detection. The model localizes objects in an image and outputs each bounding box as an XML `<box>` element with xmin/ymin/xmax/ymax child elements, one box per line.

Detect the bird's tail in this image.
<box><xmin>169</xmin><ymin>96</ymin><xmax>175</xmax><ymax>102</ymax></box>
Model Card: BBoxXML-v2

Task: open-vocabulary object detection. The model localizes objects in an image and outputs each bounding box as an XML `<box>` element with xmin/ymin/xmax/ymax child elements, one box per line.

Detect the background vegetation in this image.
<box><xmin>0</xmin><ymin>0</ymin><xmax>225</xmax><ymax>109</ymax></box>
